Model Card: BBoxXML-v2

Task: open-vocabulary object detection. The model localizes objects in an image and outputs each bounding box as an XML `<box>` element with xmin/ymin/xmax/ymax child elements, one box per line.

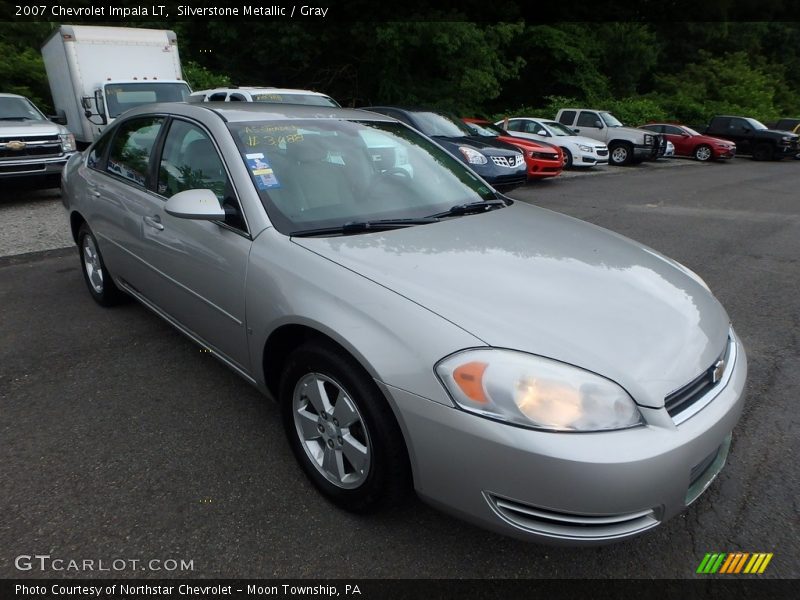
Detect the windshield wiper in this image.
<box><xmin>426</xmin><ymin>199</ymin><xmax>507</xmax><ymax>219</ymax></box>
<box><xmin>290</xmin><ymin>217</ymin><xmax>440</xmax><ymax>237</ymax></box>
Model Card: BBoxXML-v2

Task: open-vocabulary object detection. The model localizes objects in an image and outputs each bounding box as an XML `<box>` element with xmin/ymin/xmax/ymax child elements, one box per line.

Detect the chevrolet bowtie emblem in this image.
<box><xmin>6</xmin><ymin>140</ymin><xmax>27</xmax><ymax>151</ymax></box>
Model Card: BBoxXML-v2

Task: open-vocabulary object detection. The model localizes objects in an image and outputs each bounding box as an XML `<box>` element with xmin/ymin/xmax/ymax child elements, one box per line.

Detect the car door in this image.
<box><xmin>134</xmin><ymin>117</ymin><xmax>253</xmax><ymax>372</ymax></box>
<box><xmin>573</xmin><ymin>111</ymin><xmax>606</xmax><ymax>143</ymax></box>
<box><xmin>661</xmin><ymin>125</ymin><xmax>690</xmax><ymax>155</ymax></box>
<box><xmin>85</xmin><ymin>116</ymin><xmax>167</xmax><ymax>292</ymax></box>
<box><xmin>727</xmin><ymin>118</ymin><xmax>753</xmax><ymax>154</ymax></box>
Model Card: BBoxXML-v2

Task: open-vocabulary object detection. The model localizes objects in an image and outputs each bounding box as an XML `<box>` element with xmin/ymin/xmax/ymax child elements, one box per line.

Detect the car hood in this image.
<box><xmin>698</xmin><ymin>135</ymin><xmax>736</xmax><ymax>147</ymax></box>
<box><xmin>508</xmin><ymin>131</ymin><xmax>606</xmax><ymax>149</ymax></box>
<box><xmin>566</xmin><ymin>134</ymin><xmax>608</xmax><ymax>148</ymax></box>
<box><xmin>292</xmin><ymin>202</ymin><xmax>730</xmax><ymax>408</ymax></box>
<box><xmin>434</xmin><ymin>135</ymin><xmax>521</xmax><ymax>156</ymax></box>
<box><xmin>0</xmin><ymin>120</ymin><xmax>67</xmax><ymax>136</ymax></box>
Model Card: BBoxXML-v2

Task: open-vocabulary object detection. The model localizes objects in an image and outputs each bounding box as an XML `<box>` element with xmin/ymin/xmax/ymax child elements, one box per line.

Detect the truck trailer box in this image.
<box><xmin>41</xmin><ymin>25</ymin><xmax>191</xmax><ymax>145</ymax></box>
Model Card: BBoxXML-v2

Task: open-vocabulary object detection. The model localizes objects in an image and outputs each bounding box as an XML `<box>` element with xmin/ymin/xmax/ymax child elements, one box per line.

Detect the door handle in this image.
<box><xmin>143</xmin><ymin>215</ymin><xmax>164</xmax><ymax>231</ymax></box>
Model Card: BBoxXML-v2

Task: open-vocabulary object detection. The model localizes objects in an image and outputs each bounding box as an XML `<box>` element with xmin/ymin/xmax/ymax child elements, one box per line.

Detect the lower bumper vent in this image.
<box><xmin>485</xmin><ymin>493</ymin><xmax>660</xmax><ymax>541</ymax></box>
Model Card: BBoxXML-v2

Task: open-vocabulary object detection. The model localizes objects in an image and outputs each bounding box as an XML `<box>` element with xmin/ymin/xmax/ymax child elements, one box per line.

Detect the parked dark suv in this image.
<box><xmin>362</xmin><ymin>107</ymin><xmax>528</xmax><ymax>191</ymax></box>
<box><xmin>704</xmin><ymin>116</ymin><xmax>798</xmax><ymax>160</ymax></box>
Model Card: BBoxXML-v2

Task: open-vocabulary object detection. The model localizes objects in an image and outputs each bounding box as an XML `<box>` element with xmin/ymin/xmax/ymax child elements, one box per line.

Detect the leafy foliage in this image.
<box><xmin>3</xmin><ymin>20</ymin><xmax>800</xmax><ymax>127</ymax></box>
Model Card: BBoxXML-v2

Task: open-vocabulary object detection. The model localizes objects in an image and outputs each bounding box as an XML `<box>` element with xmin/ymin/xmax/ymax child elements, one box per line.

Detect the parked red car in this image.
<box><xmin>463</xmin><ymin>118</ymin><xmax>563</xmax><ymax>179</ymax></box>
<box><xmin>640</xmin><ymin>123</ymin><xmax>736</xmax><ymax>161</ymax></box>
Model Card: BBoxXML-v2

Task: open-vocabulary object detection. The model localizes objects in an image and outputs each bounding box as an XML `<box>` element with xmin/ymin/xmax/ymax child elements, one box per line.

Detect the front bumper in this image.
<box><xmin>525</xmin><ymin>157</ymin><xmax>562</xmax><ymax>179</ymax></box>
<box><xmin>713</xmin><ymin>147</ymin><xmax>736</xmax><ymax>159</ymax></box>
<box><xmin>381</xmin><ymin>330</ymin><xmax>747</xmax><ymax>545</ymax></box>
<box><xmin>0</xmin><ymin>154</ymin><xmax>73</xmax><ymax>180</ymax></box>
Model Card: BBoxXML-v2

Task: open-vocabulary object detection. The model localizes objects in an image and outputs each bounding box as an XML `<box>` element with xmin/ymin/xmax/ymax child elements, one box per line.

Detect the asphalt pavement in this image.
<box><xmin>1</xmin><ymin>157</ymin><xmax>798</xmax><ymax>578</ymax></box>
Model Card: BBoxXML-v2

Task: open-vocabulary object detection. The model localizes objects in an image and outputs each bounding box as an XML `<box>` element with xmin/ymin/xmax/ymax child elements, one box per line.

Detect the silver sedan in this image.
<box><xmin>61</xmin><ymin>103</ymin><xmax>746</xmax><ymax>545</ymax></box>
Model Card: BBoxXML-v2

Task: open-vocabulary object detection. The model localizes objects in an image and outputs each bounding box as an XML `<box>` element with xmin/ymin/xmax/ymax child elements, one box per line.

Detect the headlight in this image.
<box><xmin>781</xmin><ymin>136</ymin><xmax>793</xmax><ymax>142</ymax></box>
<box><xmin>436</xmin><ymin>349</ymin><xmax>643</xmax><ymax>432</ymax></box>
<box><xmin>577</xmin><ymin>144</ymin><xmax>592</xmax><ymax>152</ymax></box>
<box><xmin>59</xmin><ymin>133</ymin><xmax>76</xmax><ymax>152</ymax></box>
<box><xmin>458</xmin><ymin>147</ymin><xmax>488</xmax><ymax>165</ymax></box>
<box><xmin>644</xmin><ymin>134</ymin><xmax>654</xmax><ymax>144</ymax></box>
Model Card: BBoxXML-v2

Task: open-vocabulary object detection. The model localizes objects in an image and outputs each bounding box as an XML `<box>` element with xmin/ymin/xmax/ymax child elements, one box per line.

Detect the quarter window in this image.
<box><xmin>105</xmin><ymin>117</ymin><xmax>164</xmax><ymax>187</ymax></box>
<box><xmin>87</xmin><ymin>130</ymin><xmax>112</xmax><ymax>170</ymax></box>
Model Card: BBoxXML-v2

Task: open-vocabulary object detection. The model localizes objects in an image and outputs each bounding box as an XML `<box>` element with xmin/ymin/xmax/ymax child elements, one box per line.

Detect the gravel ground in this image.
<box><xmin>0</xmin><ymin>186</ymin><xmax>73</xmax><ymax>257</ymax></box>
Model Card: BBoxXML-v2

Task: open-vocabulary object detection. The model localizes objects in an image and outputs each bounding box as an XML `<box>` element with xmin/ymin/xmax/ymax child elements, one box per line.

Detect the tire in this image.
<box><xmin>608</xmin><ymin>142</ymin><xmax>632</xmax><ymax>166</ymax></box>
<box><xmin>562</xmin><ymin>147</ymin><xmax>573</xmax><ymax>169</ymax></box>
<box><xmin>693</xmin><ymin>144</ymin><xmax>713</xmax><ymax>162</ymax></box>
<box><xmin>280</xmin><ymin>341</ymin><xmax>411</xmax><ymax>513</ymax></box>
<box><xmin>77</xmin><ymin>223</ymin><xmax>126</xmax><ymax>307</ymax></box>
<box><xmin>752</xmin><ymin>143</ymin><xmax>773</xmax><ymax>161</ymax></box>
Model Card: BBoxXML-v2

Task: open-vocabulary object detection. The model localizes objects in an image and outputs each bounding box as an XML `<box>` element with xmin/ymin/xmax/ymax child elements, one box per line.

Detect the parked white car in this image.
<box><xmin>665</xmin><ymin>140</ymin><xmax>675</xmax><ymax>157</ymax></box>
<box><xmin>188</xmin><ymin>87</ymin><xmax>339</xmax><ymax>107</ymax></box>
<box><xmin>498</xmin><ymin>117</ymin><xmax>609</xmax><ymax>168</ymax></box>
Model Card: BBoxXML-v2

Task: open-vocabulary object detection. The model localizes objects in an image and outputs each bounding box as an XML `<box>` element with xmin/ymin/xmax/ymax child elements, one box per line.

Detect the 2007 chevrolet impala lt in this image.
<box><xmin>61</xmin><ymin>103</ymin><xmax>746</xmax><ymax>544</ymax></box>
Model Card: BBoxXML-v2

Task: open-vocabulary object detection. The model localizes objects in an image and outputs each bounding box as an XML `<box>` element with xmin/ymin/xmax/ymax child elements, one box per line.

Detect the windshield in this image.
<box><xmin>600</xmin><ymin>112</ymin><xmax>623</xmax><ymax>127</ymax></box>
<box><xmin>0</xmin><ymin>96</ymin><xmax>46</xmax><ymax>121</ymax></box>
<box><xmin>411</xmin><ymin>112</ymin><xmax>474</xmax><ymax>137</ymax></box>
<box><xmin>104</xmin><ymin>82</ymin><xmax>191</xmax><ymax>118</ymax></box>
<box><xmin>250</xmin><ymin>93</ymin><xmax>340</xmax><ymax>107</ymax></box>
<box><xmin>541</xmin><ymin>121</ymin><xmax>576</xmax><ymax>136</ymax></box>
<box><xmin>745</xmin><ymin>118</ymin><xmax>768</xmax><ymax>130</ymax></box>
<box><xmin>464</xmin><ymin>121</ymin><xmax>504</xmax><ymax>137</ymax></box>
<box><xmin>228</xmin><ymin>119</ymin><xmax>498</xmax><ymax>235</ymax></box>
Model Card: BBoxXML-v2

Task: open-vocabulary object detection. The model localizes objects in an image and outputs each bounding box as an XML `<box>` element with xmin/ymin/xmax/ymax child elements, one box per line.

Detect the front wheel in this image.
<box><xmin>562</xmin><ymin>147</ymin><xmax>573</xmax><ymax>168</ymax></box>
<box><xmin>608</xmin><ymin>142</ymin><xmax>632</xmax><ymax>166</ymax></box>
<box><xmin>694</xmin><ymin>144</ymin><xmax>713</xmax><ymax>162</ymax></box>
<box><xmin>280</xmin><ymin>341</ymin><xmax>411</xmax><ymax>513</ymax></box>
<box><xmin>77</xmin><ymin>223</ymin><xmax>126</xmax><ymax>307</ymax></box>
<box><xmin>752</xmin><ymin>143</ymin><xmax>773</xmax><ymax>161</ymax></box>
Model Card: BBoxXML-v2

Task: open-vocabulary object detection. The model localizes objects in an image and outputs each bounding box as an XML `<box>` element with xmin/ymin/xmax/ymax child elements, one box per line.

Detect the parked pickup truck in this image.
<box><xmin>0</xmin><ymin>93</ymin><xmax>76</xmax><ymax>188</ymax></box>
<box><xmin>555</xmin><ymin>108</ymin><xmax>665</xmax><ymax>166</ymax></box>
<box><xmin>703</xmin><ymin>116</ymin><xmax>799</xmax><ymax>160</ymax></box>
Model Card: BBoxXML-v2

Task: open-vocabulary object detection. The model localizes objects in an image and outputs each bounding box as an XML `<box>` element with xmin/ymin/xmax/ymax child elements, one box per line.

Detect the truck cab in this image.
<box><xmin>41</xmin><ymin>25</ymin><xmax>191</xmax><ymax>147</ymax></box>
<box><xmin>555</xmin><ymin>108</ymin><xmax>665</xmax><ymax>166</ymax></box>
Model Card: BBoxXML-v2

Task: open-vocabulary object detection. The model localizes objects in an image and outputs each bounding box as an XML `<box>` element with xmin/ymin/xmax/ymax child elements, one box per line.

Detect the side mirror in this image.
<box><xmin>742</xmin><ymin>127</ymin><xmax>751</xmax><ymax>133</ymax></box>
<box><xmin>93</xmin><ymin>89</ymin><xmax>107</xmax><ymax>124</ymax></box>
<box><xmin>165</xmin><ymin>189</ymin><xmax>226</xmax><ymax>220</ymax></box>
<box><xmin>593</xmin><ymin>120</ymin><xmax>604</xmax><ymax>129</ymax></box>
<box><xmin>49</xmin><ymin>110</ymin><xmax>67</xmax><ymax>125</ymax></box>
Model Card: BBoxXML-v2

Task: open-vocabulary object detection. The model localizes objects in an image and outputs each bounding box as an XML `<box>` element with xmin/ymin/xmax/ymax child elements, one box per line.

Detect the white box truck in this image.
<box><xmin>41</xmin><ymin>25</ymin><xmax>191</xmax><ymax>146</ymax></box>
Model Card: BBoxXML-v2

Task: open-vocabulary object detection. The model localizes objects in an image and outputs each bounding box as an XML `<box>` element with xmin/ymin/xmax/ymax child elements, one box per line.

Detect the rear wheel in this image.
<box><xmin>693</xmin><ymin>145</ymin><xmax>713</xmax><ymax>162</ymax></box>
<box><xmin>77</xmin><ymin>223</ymin><xmax>126</xmax><ymax>307</ymax></box>
<box><xmin>752</xmin><ymin>143</ymin><xmax>773</xmax><ymax>161</ymax></box>
<box><xmin>609</xmin><ymin>142</ymin><xmax>632</xmax><ymax>166</ymax></box>
<box><xmin>280</xmin><ymin>341</ymin><xmax>411</xmax><ymax>513</ymax></box>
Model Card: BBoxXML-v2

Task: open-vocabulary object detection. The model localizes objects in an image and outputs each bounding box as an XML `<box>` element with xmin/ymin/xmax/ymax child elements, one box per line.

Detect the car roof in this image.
<box><xmin>190</xmin><ymin>87</ymin><xmax>332</xmax><ymax>97</ymax></box>
<box><xmin>119</xmin><ymin>102</ymin><xmax>395</xmax><ymax>123</ymax></box>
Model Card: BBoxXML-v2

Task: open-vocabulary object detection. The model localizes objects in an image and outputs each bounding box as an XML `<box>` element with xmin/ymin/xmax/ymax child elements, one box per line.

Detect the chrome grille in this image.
<box><xmin>486</xmin><ymin>493</ymin><xmax>660</xmax><ymax>540</ymax></box>
<box><xmin>490</xmin><ymin>154</ymin><xmax>523</xmax><ymax>168</ymax></box>
<box><xmin>0</xmin><ymin>135</ymin><xmax>62</xmax><ymax>160</ymax></box>
<box><xmin>665</xmin><ymin>336</ymin><xmax>733</xmax><ymax>424</ymax></box>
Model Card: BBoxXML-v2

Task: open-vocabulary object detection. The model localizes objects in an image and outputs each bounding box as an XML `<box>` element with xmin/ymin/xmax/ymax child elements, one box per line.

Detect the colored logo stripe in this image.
<box><xmin>697</xmin><ymin>553</ymin><xmax>773</xmax><ymax>574</ymax></box>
